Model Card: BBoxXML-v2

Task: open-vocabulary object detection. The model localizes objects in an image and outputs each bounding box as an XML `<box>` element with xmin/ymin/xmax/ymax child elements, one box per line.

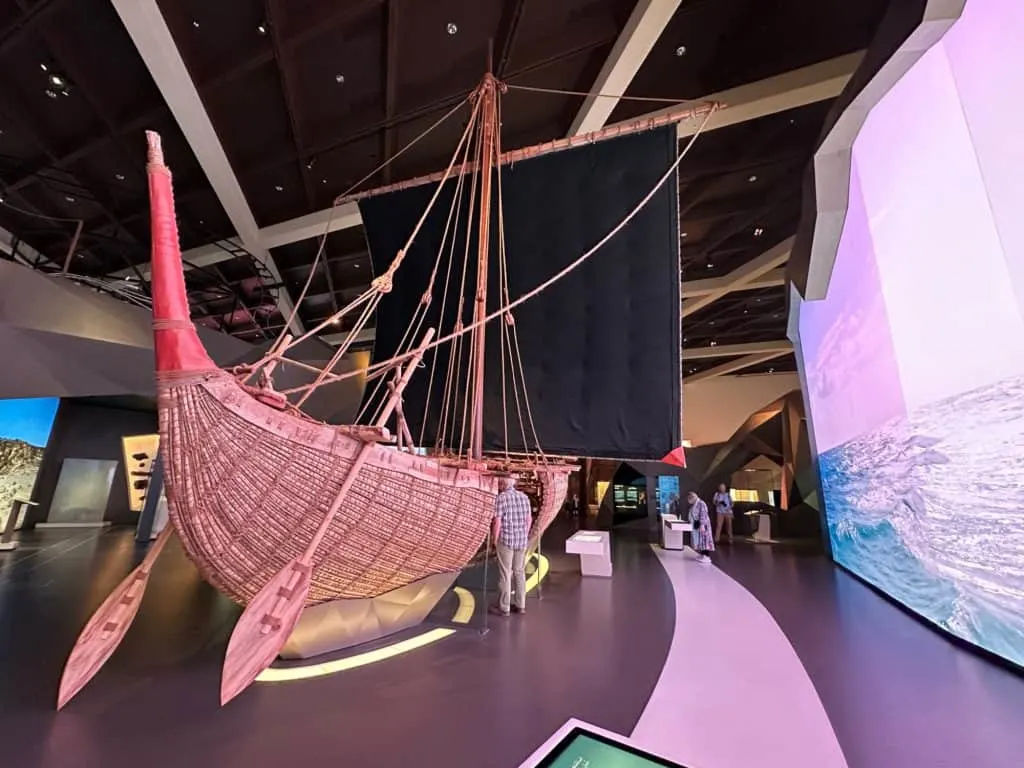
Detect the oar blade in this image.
<box><xmin>57</xmin><ymin>566</ymin><xmax>151</xmax><ymax>710</ymax></box>
<box><xmin>220</xmin><ymin>558</ymin><xmax>312</xmax><ymax>706</ymax></box>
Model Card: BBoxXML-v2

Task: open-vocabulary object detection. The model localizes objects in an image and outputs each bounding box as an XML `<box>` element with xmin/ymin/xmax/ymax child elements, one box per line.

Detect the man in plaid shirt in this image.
<box><xmin>490</xmin><ymin>475</ymin><xmax>533</xmax><ymax>616</ymax></box>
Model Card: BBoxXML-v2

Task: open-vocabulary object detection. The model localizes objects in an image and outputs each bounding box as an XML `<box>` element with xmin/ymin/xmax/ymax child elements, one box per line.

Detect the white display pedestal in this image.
<box><xmin>659</xmin><ymin>514</ymin><xmax>690</xmax><ymax>551</ymax></box>
<box><xmin>753</xmin><ymin>512</ymin><xmax>772</xmax><ymax>541</ymax></box>
<box><xmin>565</xmin><ymin>530</ymin><xmax>612</xmax><ymax>577</ymax></box>
<box><xmin>0</xmin><ymin>499</ymin><xmax>37</xmax><ymax>552</ymax></box>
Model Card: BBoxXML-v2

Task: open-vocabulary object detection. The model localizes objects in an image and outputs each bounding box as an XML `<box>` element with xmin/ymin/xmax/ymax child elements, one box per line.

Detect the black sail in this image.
<box><xmin>358</xmin><ymin>126</ymin><xmax>681</xmax><ymax>460</ymax></box>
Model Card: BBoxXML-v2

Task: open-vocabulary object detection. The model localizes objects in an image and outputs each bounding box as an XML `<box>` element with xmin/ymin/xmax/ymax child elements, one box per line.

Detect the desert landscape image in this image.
<box><xmin>0</xmin><ymin>397</ymin><xmax>58</xmax><ymax>531</ymax></box>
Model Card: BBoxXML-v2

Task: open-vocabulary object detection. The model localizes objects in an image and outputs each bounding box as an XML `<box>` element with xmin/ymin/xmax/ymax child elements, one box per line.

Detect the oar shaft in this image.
<box><xmin>261</xmin><ymin>329</ymin><xmax>436</xmax><ymax>629</ymax></box>
<box><xmin>306</xmin><ymin>328</ymin><xmax>434</xmax><ymax>557</ymax></box>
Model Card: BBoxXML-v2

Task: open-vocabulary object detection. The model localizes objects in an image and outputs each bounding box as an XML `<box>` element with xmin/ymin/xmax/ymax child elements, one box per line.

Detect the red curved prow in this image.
<box><xmin>146</xmin><ymin>130</ymin><xmax>216</xmax><ymax>374</ymax></box>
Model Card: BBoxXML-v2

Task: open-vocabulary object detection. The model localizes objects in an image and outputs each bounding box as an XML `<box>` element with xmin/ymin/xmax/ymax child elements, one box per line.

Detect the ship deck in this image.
<box><xmin>1</xmin><ymin>522</ymin><xmax>1022</xmax><ymax>767</ymax></box>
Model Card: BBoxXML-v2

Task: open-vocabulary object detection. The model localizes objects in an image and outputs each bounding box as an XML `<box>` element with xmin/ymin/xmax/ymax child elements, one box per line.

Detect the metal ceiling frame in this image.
<box><xmin>109</xmin><ymin>0</ymin><xmax>304</xmax><ymax>335</ymax></box>
<box><xmin>682</xmin><ymin>236</ymin><xmax>793</xmax><ymax>317</ymax></box>
<box><xmin>112</xmin><ymin>49</ymin><xmax>864</xmax><ymax>282</ymax></box>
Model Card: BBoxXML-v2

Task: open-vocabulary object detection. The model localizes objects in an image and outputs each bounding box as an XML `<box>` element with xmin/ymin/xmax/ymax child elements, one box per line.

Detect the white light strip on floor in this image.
<box><xmin>631</xmin><ymin>547</ymin><xmax>848</xmax><ymax>767</ymax></box>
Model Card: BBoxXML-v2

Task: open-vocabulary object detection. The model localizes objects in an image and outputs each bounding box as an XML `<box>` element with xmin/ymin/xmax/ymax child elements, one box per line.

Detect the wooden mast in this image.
<box><xmin>468</xmin><ymin>73</ymin><xmax>499</xmax><ymax>461</ymax></box>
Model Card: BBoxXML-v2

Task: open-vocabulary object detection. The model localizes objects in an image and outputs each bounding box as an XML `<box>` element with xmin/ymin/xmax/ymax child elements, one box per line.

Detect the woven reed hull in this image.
<box><xmin>532</xmin><ymin>471</ymin><xmax>569</xmax><ymax>544</ymax></box>
<box><xmin>160</xmin><ymin>371</ymin><xmax>500</xmax><ymax>605</ymax></box>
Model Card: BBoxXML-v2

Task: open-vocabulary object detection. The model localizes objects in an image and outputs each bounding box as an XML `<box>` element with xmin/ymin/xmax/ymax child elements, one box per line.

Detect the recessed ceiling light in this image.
<box><xmin>748</xmin><ymin>175</ymin><xmax>758</xmax><ymax>183</ymax></box>
<box><xmin>680</xmin><ymin>232</ymin><xmax>688</xmax><ymax>239</ymax></box>
<box><xmin>709</xmin><ymin>320</ymin><xmax>715</xmax><ymax>326</ymax></box>
<box><xmin>65</xmin><ymin>195</ymin><xmax>75</xmax><ymax>203</ymax></box>
<box><xmin>45</xmin><ymin>89</ymin><xmax>58</xmax><ymax>99</ymax></box>
<box><xmin>353</xmin><ymin>263</ymin><xmax>361</xmax><ymax>269</ymax></box>
<box><xmin>199</xmin><ymin>219</ymin><xmax>205</xmax><ymax>225</ymax></box>
<box><xmin>675</xmin><ymin>46</ymin><xmax>687</xmax><ymax>56</ymax></box>
<box><xmin>320</xmin><ymin>178</ymin><xmax>327</xmax><ymax>185</ymax></box>
<box><xmin>753</xmin><ymin>227</ymin><xmax>765</xmax><ymax>237</ymax></box>
<box><xmin>48</xmin><ymin>73</ymin><xmax>66</xmax><ymax>88</ymax></box>
<box><xmin>192</xmin><ymin>19</ymin><xmax>200</xmax><ymax>28</ymax></box>
<box><xmin>743</xmin><ymin>309</ymin><xmax>749</xmax><ymax>314</ymax></box>
<box><xmin>447</xmin><ymin>22</ymin><xmax>458</xmax><ymax>35</ymax></box>
<box><xmin>305</xmin><ymin>157</ymin><xmax>316</xmax><ymax>170</ymax></box>
<box><xmin>114</xmin><ymin>173</ymin><xmax>125</xmax><ymax>181</ymax></box>
<box><xmin>257</xmin><ymin>22</ymin><xmax>268</xmax><ymax>35</ymax></box>
<box><xmin>335</xmin><ymin>73</ymin><xmax>345</xmax><ymax>84</ymax></box>
<box><xmin>274</xmin><ymin>185</ymin><xmax>284</xmax><ymax>192</ymax></box>
<box><xmin>768</xmin><ymin>367</ymin><xmax>775</xmax><ymax>374</ymax></box>
<box><xmin>706</xmin><ymin>261</ymin><xmax>713</xmax><ymax>269</ymax></box>
<box><xmin>40</xmin><ymin>63</ymin><xmax>49</xmax><ymax>72</ymax></box>
<box><xmin>709</xmin><ymin>340</ymin><xmax>717</xmax><ymax>347</ymax></box>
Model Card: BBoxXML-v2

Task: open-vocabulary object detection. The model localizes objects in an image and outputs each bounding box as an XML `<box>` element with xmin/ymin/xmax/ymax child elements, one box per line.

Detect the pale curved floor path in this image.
<box><xmin>631</xmin><ymin>546</ymin><xmax>849</xmax><ymax>768</ymax></box>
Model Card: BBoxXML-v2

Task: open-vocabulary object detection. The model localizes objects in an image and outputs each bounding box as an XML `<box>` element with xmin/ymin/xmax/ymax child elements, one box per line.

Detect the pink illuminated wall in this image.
<box><xmin>796</xmin><ymin>0</ymin><xmax>1024</xmax><ymax>668</ymax></box>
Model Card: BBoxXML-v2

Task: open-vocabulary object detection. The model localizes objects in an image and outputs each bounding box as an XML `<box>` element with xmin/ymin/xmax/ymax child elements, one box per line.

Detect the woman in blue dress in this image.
<box><xmin>713</xmin><ymin>483</ymin><xmax>734</xmax><ymax>543</ymax></box>
<box><xmin>686</xmin><ymin>490</ymin><xmax>714</xmax><ymax>564</ymax></box>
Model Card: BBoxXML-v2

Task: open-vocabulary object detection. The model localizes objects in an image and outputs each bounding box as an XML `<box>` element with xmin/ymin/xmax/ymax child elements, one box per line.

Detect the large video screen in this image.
<box><xmin>797</xmin><ymin>0</ymin><xmax>1024</xmax><ymax>668</ymax></box>
<box><xmin>0</xmin><ymin>397</ymin><xmax>60</xmax><ymax>530</ymax></box>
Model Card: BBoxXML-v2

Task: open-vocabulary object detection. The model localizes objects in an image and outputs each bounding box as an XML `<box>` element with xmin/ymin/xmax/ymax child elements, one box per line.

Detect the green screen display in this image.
<box><xmin>537</xmin><ymin>730</ymin><xmax>684</xmax><ymax>768</ymax></box>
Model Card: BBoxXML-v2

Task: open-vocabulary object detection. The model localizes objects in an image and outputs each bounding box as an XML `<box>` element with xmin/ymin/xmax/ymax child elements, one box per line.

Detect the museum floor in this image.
<box><xmin>1</xmin><ymin>524</ymin><xmax>1022</xmax><ymax>767</ymax></box>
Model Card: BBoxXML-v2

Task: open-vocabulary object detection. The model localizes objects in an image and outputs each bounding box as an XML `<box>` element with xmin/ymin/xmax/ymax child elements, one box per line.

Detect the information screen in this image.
<box><xmin>534</xmin><ymin>728</ymin><xmax>685</xmax><ymax>768</ymax></box>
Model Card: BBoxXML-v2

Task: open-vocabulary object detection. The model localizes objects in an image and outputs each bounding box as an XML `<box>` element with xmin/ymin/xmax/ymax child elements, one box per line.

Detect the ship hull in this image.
<box><xmin>160</xmin><ymin>370</ymin><xmax>500</xmax><ymax>606</ymax></box>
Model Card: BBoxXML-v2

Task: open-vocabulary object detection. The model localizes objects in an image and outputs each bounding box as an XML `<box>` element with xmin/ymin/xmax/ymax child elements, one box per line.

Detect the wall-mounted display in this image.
<box><xmin>0</xmin><ymin>397</ymin><xmax>59</xmax><ymax>531</ymax></box>
<box><xmin>122</xmin><ymin>434</ymin><xmax>160</xmax><ymax>512</ymax></box>
<box><xmin>796</xmin><ymin>0</ymin><xmax>1024</xmax><ymax>668</ymax></box>
<box><xmin>656</xmin><ymin>475</ymin><xmax>680</xmax><ymax>516</ymax></box>
<box><xmin>48</xmin><ymin>459</ymin><xmax>117</xmax><ymax>525</ymax></box>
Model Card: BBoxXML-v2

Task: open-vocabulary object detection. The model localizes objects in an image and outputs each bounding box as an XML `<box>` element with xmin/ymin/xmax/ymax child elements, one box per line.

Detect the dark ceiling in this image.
<box><xmin>0</xmin><ymin>0</ymin><xmax>889</xmax><ymax>372</ymax></box>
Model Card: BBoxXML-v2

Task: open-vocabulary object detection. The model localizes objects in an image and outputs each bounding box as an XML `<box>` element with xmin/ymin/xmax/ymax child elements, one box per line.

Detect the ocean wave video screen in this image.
<box><xmin>797</xmin><ymin>0</ymin><xmax>1024</xmax><ymax>667</ymax></box>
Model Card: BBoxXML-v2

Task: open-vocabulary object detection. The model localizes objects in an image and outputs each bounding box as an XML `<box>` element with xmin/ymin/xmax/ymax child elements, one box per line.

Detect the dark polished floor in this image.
<box><xmin>714</xmin><ymin>542</ymin><xmax>1024</xmax><ymax>768</ymax></box>
<box><xmin>0</xmin><ymin>525</ymin><xmax>674</xmax><ymax>768</ymax></box>
<box><xmin>5</xmin><ymin>525</ymin><xmax>1024</xmax><ymax>767</ymax></box>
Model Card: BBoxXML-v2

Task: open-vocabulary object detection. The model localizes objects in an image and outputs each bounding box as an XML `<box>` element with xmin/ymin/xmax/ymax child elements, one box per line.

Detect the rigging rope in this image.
<box><xmin>277</xmin><ymin>103</ymin><xmax>718</xmax><ymax>395</ymax></box>
<box><xmin>505</xmin><ymin>83</ymin><xmax>706</xmax><ymax>106</ymax></box>
<box><xmin>359</xmin><ymin>102</ymin><xmax>479</xmax><ymax>428</ymax></box>
<box><xmin>257</xmin><ymin>96</ymin><xmax>483</xmax><ymax>376</ymax></box>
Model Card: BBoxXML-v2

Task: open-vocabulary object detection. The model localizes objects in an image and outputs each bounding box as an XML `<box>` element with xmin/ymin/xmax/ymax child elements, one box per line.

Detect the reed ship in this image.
<box><xmin>57</xmin><ymin>73</ymin><xmax>710</xmax><ymax>709</ymax></box>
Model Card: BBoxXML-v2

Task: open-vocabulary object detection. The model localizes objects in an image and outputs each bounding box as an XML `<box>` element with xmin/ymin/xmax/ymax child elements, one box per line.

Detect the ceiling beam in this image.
<box><xmin>113</xmin><ymin>51</ymin><xmax>863</xmax><ymax>274</ymax></box>
<box><xmin>615</xmin><ymin>51</ymin><xmax>864</xmax><ymax>139</ymax></box>
<box><xmin>567</xmin><ymin>0</ymin><xmax>682</xmax><ymax>136</ymax></box>
<box><xmin>322</xmin><ymin>327</ymin><xmax>376</xmax><ymax>346</ymax></box>
<box><xmin>684</xmin><ymin>350</ymin><xmax>790</xmax><ymax>383</ymax></box>
<box><xmin>110</xmin><ymin>0</ymin><xmax>303</xmax><ymax>335</ymax></box>
<box><xmin>683</xmin><ymin>340</ymin><xmax>792</xmax><ymax>360</ymax></box>
<box><xmin>682</xmin><ymin>236</ymin><xmax>792</xmax><ymax>317</ymax></box>
<box><xmin>682</xmin><ymin>267</ymin><xmax>785</xmax><ymax>298</ymax></box>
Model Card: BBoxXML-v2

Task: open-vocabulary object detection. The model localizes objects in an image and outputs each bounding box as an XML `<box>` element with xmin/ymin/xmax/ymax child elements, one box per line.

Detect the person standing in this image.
<box><xmin>567</xmin><ymin>493</ymin><xmax>580</xmax><ymax>519</ymax></box>
<box><xmin>687</xmin><ymin>490</ymin><xmax>715</xmax><ymax>564</ymax></box>
<box><xmin>713</xmin><ymin>483</ymin><xmax>734</xmax><ymax>543</ymax></box>
<box><xmin>490</xmin><ymin>476</ymin><xmax>532</xmax><ymax>616</ymax></box>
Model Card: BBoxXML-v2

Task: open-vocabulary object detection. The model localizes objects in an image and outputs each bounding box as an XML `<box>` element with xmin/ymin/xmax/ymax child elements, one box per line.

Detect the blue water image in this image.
<box><xmin>0</xmin><ymin>397</ymin><xmax>59</xmax><ymax>447</ymax></box>
<box><xmin>821</xmin><ymin>375</ymin><xmax>1024</xmax><ymax>668</ymax></box>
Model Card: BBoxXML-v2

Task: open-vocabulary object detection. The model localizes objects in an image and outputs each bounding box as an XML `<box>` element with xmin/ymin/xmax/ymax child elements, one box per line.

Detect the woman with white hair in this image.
<box><xmin>686</xmin><ymin>490</ymin><xmax>715</xmax><ymax>564</ymax></box>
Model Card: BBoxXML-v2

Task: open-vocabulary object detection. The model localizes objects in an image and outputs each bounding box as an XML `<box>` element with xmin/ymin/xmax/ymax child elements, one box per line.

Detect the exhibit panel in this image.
<box><xmin>795</xmin><ymin>0</ymin><xmax>1024</xmax><ymax>668</ymax></box>
<box><xmin>0</xmin><ymin>397</ymin><xmax>59</xmax><ymax>531</ymax></box>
